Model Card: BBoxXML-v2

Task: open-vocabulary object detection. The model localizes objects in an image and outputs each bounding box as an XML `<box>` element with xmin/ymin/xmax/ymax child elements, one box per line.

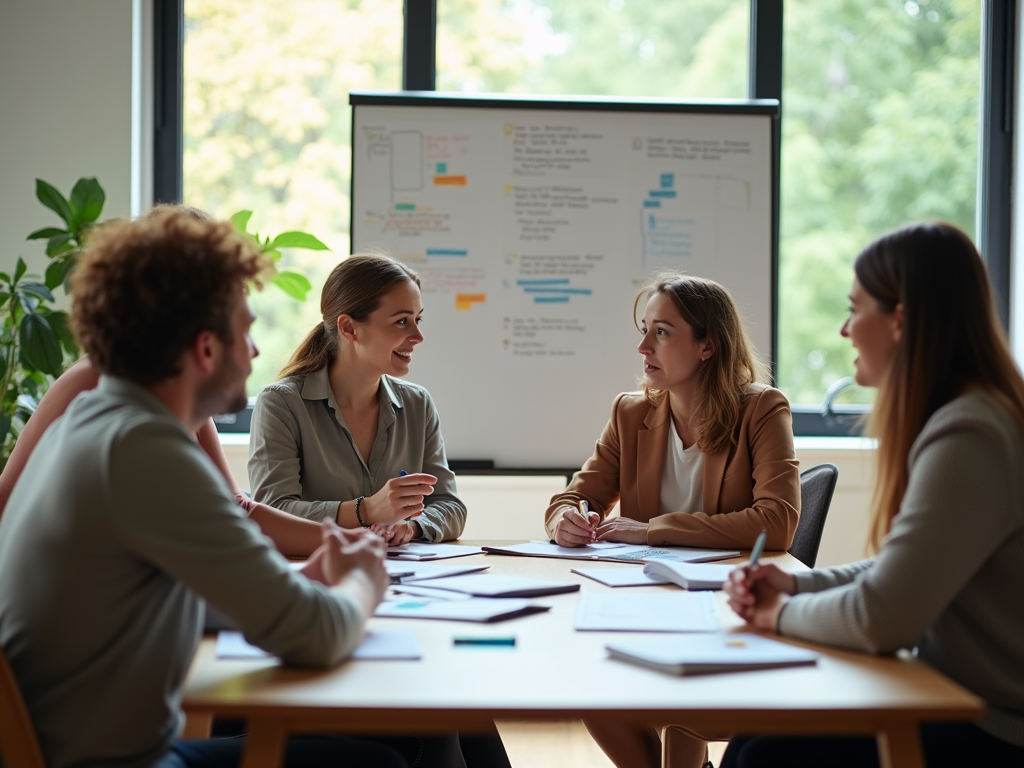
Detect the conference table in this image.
<box><xmin>181</xmin><ymin>543</ymin><xmax>982</xmax><ymax>768</ymax></box>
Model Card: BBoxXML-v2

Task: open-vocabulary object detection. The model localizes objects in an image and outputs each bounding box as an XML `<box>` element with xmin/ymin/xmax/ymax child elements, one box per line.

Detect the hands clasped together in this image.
<box><xmin>363</xmin><ymin>472</ymin><xmax>437</xmax><ymax>547</ymax></box>
<box><xmin>301</xmin><ymin>519</ymin><xmax>390</xmax><ymax>605</ymax></box>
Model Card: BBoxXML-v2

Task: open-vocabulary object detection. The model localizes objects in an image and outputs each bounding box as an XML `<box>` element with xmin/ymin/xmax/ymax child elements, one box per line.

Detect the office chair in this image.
<box><xmin>789</xmin><ymin>464</ymin><xmax>839</xmax><ymax>568</ymax></box>
<box><xmin>0</xmin><ymin>645</ymin><xmax>46</xmax><ymax>768</ymax></box>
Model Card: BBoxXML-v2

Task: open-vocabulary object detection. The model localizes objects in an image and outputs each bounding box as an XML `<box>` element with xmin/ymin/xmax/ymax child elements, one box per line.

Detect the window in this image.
<box><xmin>168</xmin><ymin>0</ymin><xmax>1006</xmax><ymax>437</ymax></box>
<box><xmin>437</xmin><ymin>0</ymin><xmax>748</xmax><ymax>98</ymax></box>
<box><xmin>183</xmin><ymin>0</ymin><xmax>403</xmax><ymax>391</ymax></box>
<box><xmin>777</xmin><ymin>0</ymin><xmax>981</xmax><ymax>411</ymax></box>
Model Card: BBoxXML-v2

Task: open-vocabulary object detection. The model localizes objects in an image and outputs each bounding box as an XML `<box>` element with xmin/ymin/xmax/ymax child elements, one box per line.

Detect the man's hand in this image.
<box><xmin>553</xmin><ymin>505</ymin><xmax>598</xmax><ymax>547</ymax></box>
<box><xmin>302</xmin><ymin>520</ymin><xmax>388</xmax><ymax>605</ymax></box>
<box><xmin>363</xmin><ymin>473</ymin><xmax>436</xmax><ymax>525</ymax></box>
<box><xmin>595</xmin><ymin>516</ymin><xmax>648</xmax><ymax>544</ymax></box>
<box><xmin>723</xmin><ymin>562</ymin><xmax>797</xmax><ymax>631</ymax></box>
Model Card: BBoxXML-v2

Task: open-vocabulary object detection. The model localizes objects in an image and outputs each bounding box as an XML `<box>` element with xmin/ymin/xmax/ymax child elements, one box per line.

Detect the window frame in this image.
<box><xmin>157</xmin><ymin>0</ymin><xmax>1012</xmax><ymax>438</ymax></box>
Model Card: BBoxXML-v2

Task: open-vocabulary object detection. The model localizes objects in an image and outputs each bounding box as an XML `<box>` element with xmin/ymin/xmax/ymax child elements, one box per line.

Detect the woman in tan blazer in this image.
<box><xmin>546</xmin><ymin>273</ymin><xmax>800</xmax><ymax>768</ymax></box>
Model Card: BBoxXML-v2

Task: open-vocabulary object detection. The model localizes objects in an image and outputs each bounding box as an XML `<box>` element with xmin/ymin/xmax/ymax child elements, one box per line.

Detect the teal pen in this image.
<box><xmin>748</xmin><ymin>530</ymin><xmax>768</xmax><ymax>567</ymax></box>
<box><xmin>453</xmin><ymin>636</ymin><xmax>516</xmax><ymax>646</ymax></box>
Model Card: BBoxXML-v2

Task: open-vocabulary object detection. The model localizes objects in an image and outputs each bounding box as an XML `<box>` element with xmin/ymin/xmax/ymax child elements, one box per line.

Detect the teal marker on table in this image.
<box><xmin>453</xmin><ymin>636</ymin><xmax>516</xmax><ymax>647</ymax></box>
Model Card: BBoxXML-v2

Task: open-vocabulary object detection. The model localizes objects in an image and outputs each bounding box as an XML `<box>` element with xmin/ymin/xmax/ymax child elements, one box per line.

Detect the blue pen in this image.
<box><xmin>399</xmin><ymin>470</ymin><xmax>408</xmax><ymax>476</ymax></box>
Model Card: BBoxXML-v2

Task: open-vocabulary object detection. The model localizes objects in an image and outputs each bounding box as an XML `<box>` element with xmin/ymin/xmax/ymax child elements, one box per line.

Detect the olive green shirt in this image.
<box><xmin>248</xmin><ymin>368</ymin><xmax>466</xmax><ymax>542</ymax></box>
<box><xmin>0</xmin><ymin>377</ymin><xmax>365</xmax><ymax>768</ymax></box>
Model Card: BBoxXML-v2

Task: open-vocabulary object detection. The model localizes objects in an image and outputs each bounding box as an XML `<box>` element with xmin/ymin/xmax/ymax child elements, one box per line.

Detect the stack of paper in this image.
<box><xmin>571</xmin><ymin>567</ymin><xmax>664</xmax><ymax>587</ymax></box>
<box><xmin>376</xmin><ymin>597</ymin><xmax>549</xmax><ymax>623</ymax></box>
<box><xmin>483</xmin><ymin>541</ymin><xmax>739</xmax><ymax>564</ymax></box>
<box><xmin>607</xmin><ymin>633</ymin><xmax>819</xmax><ymax>675</ymax></box>
<box><xmin>392</xmin><ymin>573</ymin><xmax>578</xmax><ymax>598</ymax></box>
<box><xmin>384</xmin><ymin>560</ymin><xmax>489</xmax><ymax>583</ymax></box>
<box><xmin>387</xmin><ymin>542</ymin><xmax>484</xmax><ymax>561</ymax></box>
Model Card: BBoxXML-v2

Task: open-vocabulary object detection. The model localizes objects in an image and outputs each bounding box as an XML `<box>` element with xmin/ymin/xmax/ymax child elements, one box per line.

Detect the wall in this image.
<box><xmin>1</xmin><ymin>0</ymin><xmax>134</xmax><ymax>283</ymax></box>
<box><xmin>221</xmin><ymin>437</ymin><xmax>875</xmax><ymax>568</ymax></box>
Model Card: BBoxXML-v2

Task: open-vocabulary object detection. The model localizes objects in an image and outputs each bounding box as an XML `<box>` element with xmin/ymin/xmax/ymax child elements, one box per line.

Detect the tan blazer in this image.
<box><xmin>545</xmin><ymin>384</ymin><xmax>800</xmax><ymax>549</ymax></box>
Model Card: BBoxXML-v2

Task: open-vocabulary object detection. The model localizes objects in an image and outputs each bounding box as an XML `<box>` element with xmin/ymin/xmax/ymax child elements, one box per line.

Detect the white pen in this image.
<box><xmin>576</xmin><ymin>499</ymin><xmax>593</xmax><ymax>527</ymax></box>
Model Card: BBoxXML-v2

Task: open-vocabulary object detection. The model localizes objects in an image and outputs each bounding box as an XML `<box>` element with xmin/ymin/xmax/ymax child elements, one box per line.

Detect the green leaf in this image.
<box><xmin>269</xmin><ymin>231</ymin><xmax>331</xmax><ymax>251</ymax></box>
<box><xmin>27</xmin><ymin>227</ymin><xmax>67</xmax><ymax>241</ymax></box>
<box><xmin>264</xmin><ymin>249</ymin><xmax>283</xmax><ymax>263</ymax></box>
<box><xmin>46</xmin><ymin>310</ymin><xmax>78</xmax><ymax>356</ymax></box>
<box><xmin>19</xmin><ymin>282</ymin><xmax>55</xmax><ymax>303</ymax></box>
<box><xmin>18</xmin><ymin>313</ymin><xmax>62</xmax><ymax>376</ymax></box>
<box><xmin>0</xmin><ymin>293</ymin><xmax>10</xmax><ymax>306</ymax></box>
<box><xmin>46</xmin><ymin>233</ymin><xmax>74</xmax><ymax>258</ymax></box>
<box><xmin>230</xmin><ymin>210</ymin><xmax>253</xmax><ymax>233</ymax></box>
<box><xmin>70</xmin><ymin>178</ymin><xmax>105</xmax><ymax>224</ymax></box>
<box><xmin>272</xmin><ymin>271</ymin><xmax>313</xmax><ymax>301</ymax></box>
<box><xmin>0</xmin><ymin>351</ymin><xmax>7</xmax><ymax>384</ymax></box>
<box><xmin>45</xmin><ymin>260</ymin><xmax>71</xmax><ymax>291</ymax></box>
<box><xmin>13</xmin><ymin>258</ymin><xmax>27</xmax><ymax>285</ymax></box>
<box><xmin>35</xmin><ymin>179</ymin><xmax>73</xmax><ymax>226</ymax></box>
<box><xmin>0</xmin><ymin>415</ymin><xmax>11</xmax><ymax>446</ymax></box>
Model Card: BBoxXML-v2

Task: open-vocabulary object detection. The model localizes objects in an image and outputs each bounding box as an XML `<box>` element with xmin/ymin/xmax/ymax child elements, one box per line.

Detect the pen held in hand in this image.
<box><xmin>576</xmin><ymin>499</ymin><xmax>593</xmax><ymax>527</ymax></box>
<box><xmin>748</xmin><ymin>530</ymin><xmax>768</xmax><ymax>568</ymax></box>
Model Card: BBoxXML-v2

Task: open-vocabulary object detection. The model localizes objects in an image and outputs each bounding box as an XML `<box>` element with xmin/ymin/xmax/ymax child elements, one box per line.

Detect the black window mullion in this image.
<box><xmin>153</xmin><ymin>0</ymin><xmax>184</xmax><ymax>204</ymax></box>
<box><xmin>978</xmin><ymin>0</ymin><xmax>1014</xmax><ymax>330</ymax></box>
<box><xmin>403</xmin><ymin>0</ymin><xmax>436</xmax><ymax>91</ymax></box>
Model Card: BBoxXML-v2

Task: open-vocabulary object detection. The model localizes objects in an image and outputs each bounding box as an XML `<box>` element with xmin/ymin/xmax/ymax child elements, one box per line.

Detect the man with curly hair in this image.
<box><xmin>0</xmin><ymin>209</ymin><xmax>406</xmax><ymax>768</ymax></box>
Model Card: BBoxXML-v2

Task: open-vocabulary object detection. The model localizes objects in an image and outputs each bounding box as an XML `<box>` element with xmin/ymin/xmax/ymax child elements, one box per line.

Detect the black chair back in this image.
<box><xmin>789</xmin><ymin>464</ymin><xmax>839</xmax><ymax>568</ymax></box>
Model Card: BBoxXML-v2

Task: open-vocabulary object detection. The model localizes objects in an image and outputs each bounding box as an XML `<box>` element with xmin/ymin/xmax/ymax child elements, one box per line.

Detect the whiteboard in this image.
<box><xmin>351</xmin><ymin>93</ymin><xmax>778</xmax><ymax>469</ymax></box>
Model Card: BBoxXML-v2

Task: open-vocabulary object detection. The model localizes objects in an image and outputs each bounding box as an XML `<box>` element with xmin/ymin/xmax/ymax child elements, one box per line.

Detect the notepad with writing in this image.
<box><xmin>607</xmin><ymin>633</ymin><xmax>819</xmax><ymax>675</ymax></box>
<box><xmin>641</xmin><ymin>561</ymin><xmax>734</xmax><ymax>590</ymax></box>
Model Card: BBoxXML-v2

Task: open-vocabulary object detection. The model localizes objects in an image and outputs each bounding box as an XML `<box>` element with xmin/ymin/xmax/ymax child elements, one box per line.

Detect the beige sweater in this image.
<box><xmin>779</xmin><ymin>391</ymin><xmax>1024</xmax><ymax>747</ymax></box>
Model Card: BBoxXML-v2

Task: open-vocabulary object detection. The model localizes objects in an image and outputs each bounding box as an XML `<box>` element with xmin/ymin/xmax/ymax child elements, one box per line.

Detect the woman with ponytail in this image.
<box><xmin>248</xmin><ymin>254</ymin><xmax>466</xmax><ymax>544</ymax></box>
<box><xmin>722</xmin><ymin>222</ymin><xmax>1024</xmax><ymax>767</ymax></box>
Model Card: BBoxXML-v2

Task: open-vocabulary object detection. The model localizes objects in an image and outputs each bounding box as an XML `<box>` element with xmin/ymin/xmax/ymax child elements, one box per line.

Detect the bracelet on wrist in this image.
<box><xmin>354</xmin><ymin>496</ymin><xmax>369</xmax><ymax>528</ymax></box>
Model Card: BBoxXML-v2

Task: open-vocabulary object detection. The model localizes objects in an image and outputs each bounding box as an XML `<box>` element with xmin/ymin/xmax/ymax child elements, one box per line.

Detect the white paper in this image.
<box><xmin>483</xmin><ymin>541</ymin><xmax>647</xmax><ymax>560</ymax></box>
<box><xmin>385</xmin><ymin>561</ymin><xmax>490</xmax><ymax>582</ymax></box>
<box><xmin>483</xmin><ymin>541</ymin><xmax>739</xmax><ymax>564</ymax></box>
<box><xmin>387</xmin><ymin>542</ymin><xmax>484</xmax><ymax>560</ymax></box>
<box><xmin>399</xmin><ymin>573</ymin><xmax>577</xmax><ymax>597</ymax></box>
<box><xmin>376</xmin><ymin>597</ymin><xmax>547</xmax><ymax>622</ymax></box>
<box><xmin>573</xmin><ymin>592</ymin><xmax>719</xmax><ymax>632</ymax></box>
<box><xmin>571</xmin><ymin>566</ymin><xmax>667</xmax><ymax>587</ymax></box>
<box><xmin>215</xmin><ymin>630</ymin><xmax>422</xmax><ymax>660</ymax></box>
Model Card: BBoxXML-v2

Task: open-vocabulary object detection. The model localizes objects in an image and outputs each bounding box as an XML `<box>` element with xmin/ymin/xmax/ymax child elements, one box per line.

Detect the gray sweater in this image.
<box><xmin>779</xmin><ymin>390</ymin><xmax>1024</xmax><ymax>746</ymax></box>
<box><xmin>0</xmin><ymin>377</ymin><xmax>365</xmax><ymax>768</ymax></box>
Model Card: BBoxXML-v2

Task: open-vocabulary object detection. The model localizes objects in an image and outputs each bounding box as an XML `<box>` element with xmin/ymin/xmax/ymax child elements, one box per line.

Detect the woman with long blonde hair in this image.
<box><xmin>546</xmin><ymin>272</ymin><xmax>801</xmax><ymax>768</ymax></box>
<box><xmin>723</xmin><ymin>222</ymin><xmax>1024</xmax><ymax>767</ymax></box>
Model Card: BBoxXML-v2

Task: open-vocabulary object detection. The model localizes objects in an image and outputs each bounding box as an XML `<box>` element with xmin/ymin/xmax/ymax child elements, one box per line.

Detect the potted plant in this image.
<box><xmin>0</xmin><ymin>177</ymin><xmax>329</xmax><ymax>468</ymax></box>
